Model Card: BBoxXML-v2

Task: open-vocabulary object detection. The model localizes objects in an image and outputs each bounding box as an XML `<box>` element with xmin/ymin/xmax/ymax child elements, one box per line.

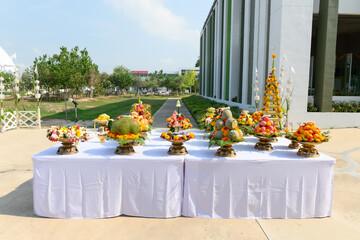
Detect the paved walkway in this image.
<box><xmin>153</xmin><ymin>98</ymin><xmax>198</xmax><ymax>128</ymax></box>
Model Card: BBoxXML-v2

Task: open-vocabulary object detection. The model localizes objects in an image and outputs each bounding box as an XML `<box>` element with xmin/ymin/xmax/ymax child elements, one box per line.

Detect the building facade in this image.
<box><xmin>131</xmin><ymin>71</ymin><xmax>150</xmax><ymax>80</ymax></box>
<box><xmin>199</xmin><ymin>0</ymin><xmax>360</xmax><ymax>128</ymax></box>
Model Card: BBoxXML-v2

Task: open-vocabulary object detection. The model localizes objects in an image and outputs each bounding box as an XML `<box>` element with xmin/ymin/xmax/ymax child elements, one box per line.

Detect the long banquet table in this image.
<box><xmin>32</xmin><ymin>129</ymin><xmax>335</xmax><ymax>219</ymax></box>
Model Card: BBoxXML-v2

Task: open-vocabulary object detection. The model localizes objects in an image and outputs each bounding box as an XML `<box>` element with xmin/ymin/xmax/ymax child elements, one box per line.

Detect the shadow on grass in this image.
<box><xmin>0</xmin><ymin>179</ymin><xmax>39</xmax><ymax>218</ymax></box>
<box><xmin>43</xmin><ymin>98</ymin><xmax>167</xmax><ymax>121</ymax></box>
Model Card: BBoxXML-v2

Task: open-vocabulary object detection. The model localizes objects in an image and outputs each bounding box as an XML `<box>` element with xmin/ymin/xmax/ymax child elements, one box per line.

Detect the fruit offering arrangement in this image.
<box><xmin>107</xmin><ymin>116</ymin><xmax>145</xmax><ymax>145</ymax></box>
<box><xmin>96</xmin><ymin>113</ymin><xmax>110</xmax><ymax>121</ymax></box>
<box><xmin>205</xmin><ymin>107</ymin><xmax>227</xmax><ymax>133</ymax></box>
<box><xmin>161</xmin><ymin>131</ymin><xmax>195</xmax><ymax>141</ymax></box>
<box><xmin>131</xmin><ymin>111</ymin><xmax>151</xmax><ymax>132</ymax></box>
<box><xmin>260</xmin><ymin>54</ymin><xmax>283</xmax><ymax>128</ymax></box>
<box><xmin>47</xmin><ymin>126</ymin><xmax>89</xmax><ymax>142</ymax></box>
<box><xmin>209</xmin><ymin>108</ymin><xmax>244</xmax><ymax>147</ymax></box>
<box><xmin>253</xmin><ymin>116</ymin><xmax>280</xmax><ymax>137</ymax></box>
<box><xmin>288</xmin><ymin>122</ymin><xmax>329</xmax><ymax>143</ymax></box>
<box><xmin>251</xmin><ymin>111</ymin><xmax>263</xmax><ymax>122</ymax></box>
<box><xmin>238</xmin><ymin>110</ymin><xmax>255</xmax><ymax>125</ymax></box>
<box><xmin>199</xmin><ymin>107</ymin><xmax>216</xmax><ymax>131</ymax></box>
<box><xmin>166</xmin><ymin>110</ymin><xmax>193</xmax><ymax>132</ymax></box>
<box><xmin>130</xmin><ymin>99</ymin><xmax>153</xmax><ymax>126</ymax></box>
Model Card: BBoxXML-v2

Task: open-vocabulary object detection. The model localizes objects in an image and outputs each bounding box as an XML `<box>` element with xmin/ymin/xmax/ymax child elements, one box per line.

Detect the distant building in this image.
<box><xmin>131</xmin><ymin>71</ymin><xmax>149</xmax><ymax>80</ymax></box>
<box><xmin>199</xmin><ymin>0</ymin><xmax>360</xmax><ymax>128</ymax></box>
<box><xmin>179</xmin><ymin>67</ymin><xmax>199</xmax><ymax>76</ymax></box>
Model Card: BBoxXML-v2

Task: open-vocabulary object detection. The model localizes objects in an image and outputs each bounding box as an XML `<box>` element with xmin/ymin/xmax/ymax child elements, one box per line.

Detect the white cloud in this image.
<box><xmin>33</xmin><ymin>48</ymin><xmax>42</xmax><ymax>56</ymax></box>
<box><xmin>105</xmin><ymin>0</ymin><xmax>200</xmax><ymax>44</ymax></box>
<box><xmin>160</xmin><ymin>57</ymin><xmax>174</xmax><ymax>66</ymax></box>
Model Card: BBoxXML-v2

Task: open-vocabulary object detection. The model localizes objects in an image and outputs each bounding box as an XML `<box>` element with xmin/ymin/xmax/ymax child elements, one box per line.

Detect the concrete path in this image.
<box><xmin>153</xmin><ymin>98</ymin><xmax>198</xmax><ymax>128</ymax></box>
<box><xmin>0</xmin><ymin>127</ymin><xmax>360</xmax><ymax>239</ymax></box>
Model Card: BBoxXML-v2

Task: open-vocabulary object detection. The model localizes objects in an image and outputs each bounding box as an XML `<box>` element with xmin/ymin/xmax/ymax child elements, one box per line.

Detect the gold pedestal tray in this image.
<box><xmin>216</xmin><ymin>143</ymin><xmax>236</xmax><ymax>157</ymax></box>
<box><xmin>57</xmin><ymin>139</ymin><xmax>78</xmax><ymax>155</ymax></box>
<box><xmin>98</xmin><ymin>133</ymin><xmax>107</xmax><ymax>143</ymax></box>
<box><xmin>254</xmin><ymin>136</ymin><xmax>274</xmax><ymax>151</ymax></box>
<box><xmin>269</xmin><ymin>136</ymin><xmax>278</xmax><ymax>143</ymax></box>
<box><xmin>115</xmin><ymin>142</ymin><xmax>135</xmax><ymax>155</ymax></box>
<box><xmin>167</xmin><ymin>139</ymin><xmax>188</xmax><ymax>155</ymax></box>
<box><xmin>288</xmin><ymin>140</ymin><xmax>300</xmax><ymax>149</ymax></box>
<box><xmin>296</xmin><ymin>141</ymin><xmax>322</xmax><ymax>158</ymax></box>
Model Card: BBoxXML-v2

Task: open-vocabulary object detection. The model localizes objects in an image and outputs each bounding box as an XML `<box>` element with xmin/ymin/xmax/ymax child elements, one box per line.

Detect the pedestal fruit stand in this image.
<box><xmin>287</xmin><ymin>122</ymin><xmax>330</xmax><ymax>158</ymax></box>
<box><xmin>107</xmin><ymin>116</ymin><xmax>144</xmax><ymax>155</ymax></box>
<box><xmin>161</xmin><ymin>131</ymin><xmax>195</xmax><ymax>155</ymax></box>
<box><xmin>46</xmin><ymin>126</ymin><xmax>89</xmax><ymax>155</ymax></box>
<box><xmin>208</xmin><ymin>108</ymin><xmax>244</xmax><ymax>157</ymax></box>
<box><xmin>252</xmin><ymin>116</ymin><xmax>280</xmax><ymax>151</ymax></box>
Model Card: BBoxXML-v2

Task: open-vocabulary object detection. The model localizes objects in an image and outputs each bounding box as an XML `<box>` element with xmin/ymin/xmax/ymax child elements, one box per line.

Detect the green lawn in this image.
<box><xmin>2</xmin><ymin>96</ymin><xmax>168</xmax><ymax>120</ymax></box>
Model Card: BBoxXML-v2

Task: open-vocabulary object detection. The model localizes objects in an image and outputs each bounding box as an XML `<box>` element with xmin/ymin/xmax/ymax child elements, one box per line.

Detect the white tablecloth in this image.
<box><xmin>32</xmin><ymin>130</ymin><xmax>184</xmax><ymax>219</ymax></box>
<box><xmin>182</xmin><ymin>133</ymin><xmax>335</xmax><ymax>219</ymax></box>
<box><xmin>33</xmin><ymin>129</ymin><xmax>335</xmax><ymax>219</ymax></box>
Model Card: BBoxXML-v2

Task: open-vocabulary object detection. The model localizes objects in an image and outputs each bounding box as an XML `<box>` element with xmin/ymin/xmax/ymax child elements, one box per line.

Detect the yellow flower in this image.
<box><xmin>165</xmin><ymin>135</ymin><xmax>170</xmax><ymax>140</ymax></box>
<box><xmin>272</xmin><ymin>54</ymin><xmax>277</xmax><ymax>58</ymax></box>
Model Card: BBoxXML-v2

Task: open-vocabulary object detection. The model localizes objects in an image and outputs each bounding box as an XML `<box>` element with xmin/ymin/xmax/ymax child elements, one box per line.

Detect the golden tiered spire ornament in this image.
<box><xmin>260</xmin><ymin>53</ymin><xmax>283</xmax><ymax>129</ymax></box>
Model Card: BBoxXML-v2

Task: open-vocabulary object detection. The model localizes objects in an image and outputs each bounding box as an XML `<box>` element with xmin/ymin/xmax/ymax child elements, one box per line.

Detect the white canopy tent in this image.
<box><xmin>0</xmin><ymin>46</ymin><xmax>16</xmax><ymax>72</ymax></box>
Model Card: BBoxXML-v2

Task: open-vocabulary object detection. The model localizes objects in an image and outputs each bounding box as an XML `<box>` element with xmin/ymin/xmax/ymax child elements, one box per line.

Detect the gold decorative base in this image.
<box><xmin>297</xmin><ymin>143</ymin><xmax>320</xmax><ymax>158</ymax></box>
<box><xmin>254</xmin><ymin>137</ymin><xmax>273</xmax><ymax>151</ymax></box>
<box><xmin>269</xmin><ymin>137</ymin><xmax>278</xmax><ymax>143</ymax></box>
<box><xmin>288</xmin><ymin>140</ymin><xmax>300</xmax><ymax>149</ymax></box>
<box><xmin>57</xmin><ymin>141</ymin><xmax>78</xmax><ymax>155</ymax></box>
<box><xmin>216</xmin><ymin>144</ymin><xmax>236</xmax><ymax>157</ymax></box>
<box><xmin>99</xmin><ymin>134</ymin><xmax>106</xmax><ymax>143</ymax></box>
<box><xmin>168</xmin><ymin>140</ymin><xmax>188</xmax><ymax>155</ymax></box>
<box><xmin>115</xmin><ymin>143</ymin><xmax>135</xmax><ymax>155</ymax></box>
<box><xmin>130</xmin><ymin>141</ymin><xmax>142</xmax><ymax>147</ymax></box>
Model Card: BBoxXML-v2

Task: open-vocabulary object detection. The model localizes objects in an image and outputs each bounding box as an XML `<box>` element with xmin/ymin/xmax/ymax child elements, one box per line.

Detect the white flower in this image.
<box><xmin>254</xmin><ymin>95</ymin><xmax>260</xmax><ymax>101</ymax></box>
<box><xmin>254</xmin><ymin>87</ymin><xmax>259</xmax><ymax>93</ymax></box>
<box><xmin>278</xmin><ymin>87</ymin><xmax>283</xmax><ymax>92</ymax></box>
<box><xmin>51</xmin><ymin>134</ymin><xmax>59</xmax><ymax>140</ymax></box>
<box><xmin>286</xmin><ymin>88</ymin><xmax>292</xmax><ymax>93</ymax></box>
<box><xmin>280</xmin><ymin>73</ymin><xmax>284</xmax><ymax>77</ymax></box>
<box><xmin>254</xmin><ymin>80</ymin><xmax>259</xmax><ymax>85</ymax></box>
<box><xmin>281</xmin><ymin>67</ymin><xmax>285</xmax><ymax>71</ymax></box>
<box><xmin>287</xmin><ymin>79</ymin><xmax>292</xmax><ymax>85</ymax></box>
<box><xmin>205</xmin><ymin>117</ymin><xmax>212</xmax><ymax>124</ymax></box>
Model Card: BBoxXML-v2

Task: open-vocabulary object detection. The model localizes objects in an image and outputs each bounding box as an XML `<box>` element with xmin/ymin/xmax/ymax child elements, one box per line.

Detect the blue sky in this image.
<box><xmin>0</xmin><ymin>0</ymin><xmax>213</xmax><ymax>74</ymax></box>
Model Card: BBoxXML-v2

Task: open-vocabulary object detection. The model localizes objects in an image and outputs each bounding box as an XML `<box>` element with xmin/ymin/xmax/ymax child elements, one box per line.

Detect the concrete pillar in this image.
<box><xmin>314</xmin><ymin>0</ymin><xmax>339</xmax><ymax>112</ymax></box>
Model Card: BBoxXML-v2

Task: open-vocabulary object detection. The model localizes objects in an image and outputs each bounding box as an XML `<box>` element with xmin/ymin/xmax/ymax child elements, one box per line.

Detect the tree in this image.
<box><xmin>147</xmin><ymin>70</ymin><xmax>165</xmax><ymax>90</ymax></box>
<box><xmin>86</xmin><ymin>65</ymin><xmax>100</xmax><ymax>98</ymax></box>
<box><xmin>183</xmin><ymin>70</ymin><xmax>197</xmax><ymax>94</ymax></box>
<box><xmin>133</xmin><ymin>76</ymin><xmax>148</xmax><ymax>95</ymax></box>
<box><xmin>95</xmin><ymin>72</ymin><xmax>112</xmax><ymax>96</ymax></box>
<box><xmin>21</xmin><ymin>68</ymin><xmax>34</xmax><ymax>92</ymax></box>
<box><xmin>0</xmin><ymin>72</ymin><xmax>14</xmax><ymax>91</ymax></box>
<box><xmin>46</xmin><ymin>46</ymin><xmax>96</xmax><ymax>120</ymax></box>
<box><xmin>195</xmin><ymin>57</ymin><xmax>200</xmax><ymax>67</ymax></box>
<box><xmin>109</xmin><ymin>66</ymin><xmax>133</xmax><ymax>94</ymax></box>
<box><xmin>165</xmin><ymin>75</ymin><xmax>184</xmax><ymax>95</ymax></box>
<box><xmin>33</xmin><ymin>54</ymin><xmax>54</xmax><ymax>96</ymax></box>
